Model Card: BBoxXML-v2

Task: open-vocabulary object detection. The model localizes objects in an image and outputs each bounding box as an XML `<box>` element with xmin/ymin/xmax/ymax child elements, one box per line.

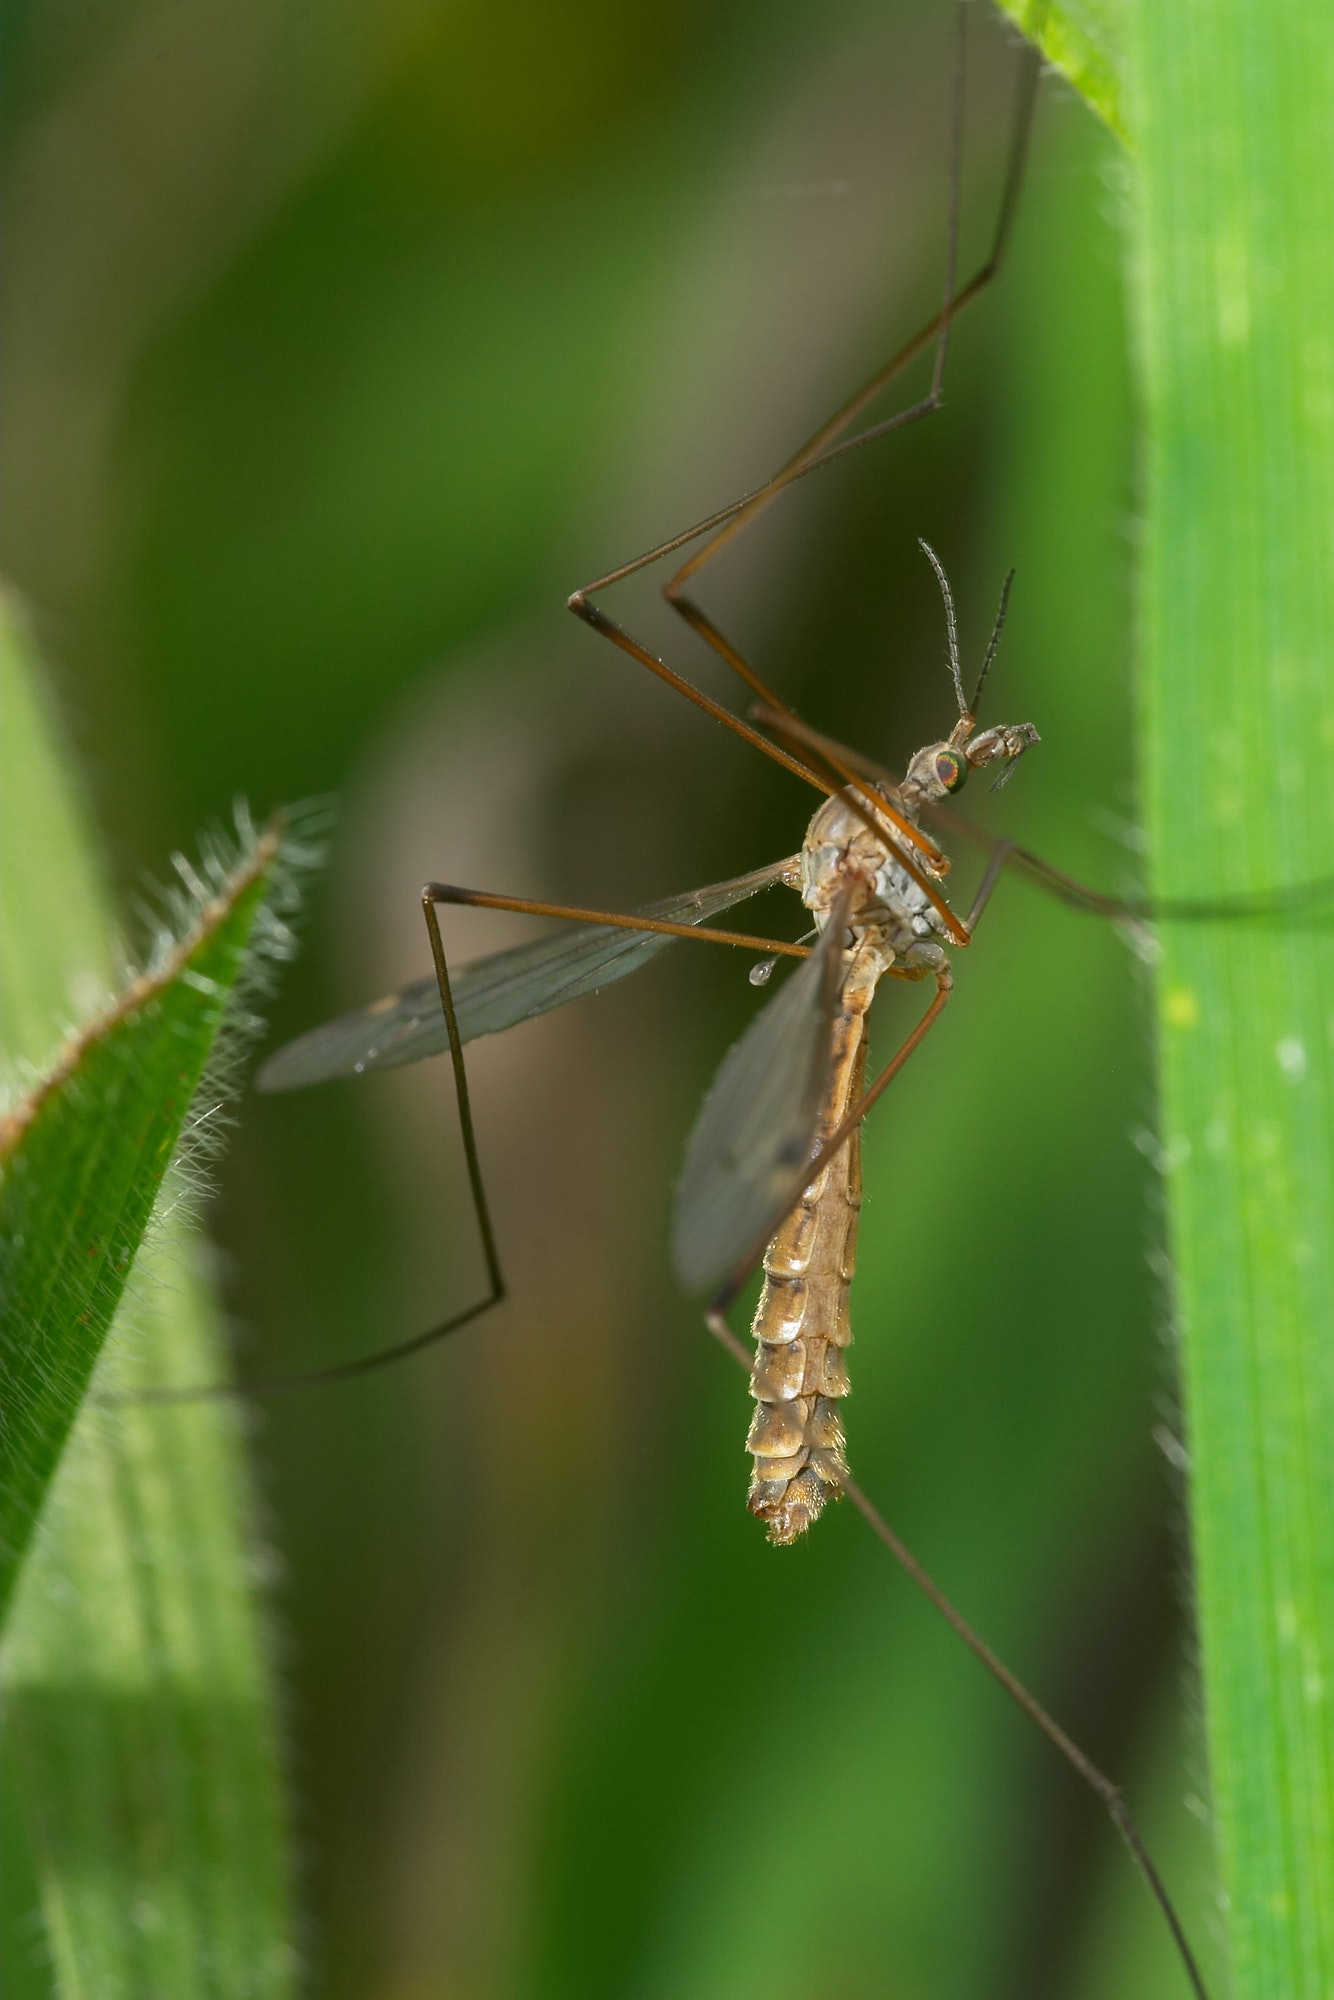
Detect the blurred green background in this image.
<box><xmin>1</xmin><ymin>1</ymin><xmax>1219</xmax><ymax>1995</ymax></box>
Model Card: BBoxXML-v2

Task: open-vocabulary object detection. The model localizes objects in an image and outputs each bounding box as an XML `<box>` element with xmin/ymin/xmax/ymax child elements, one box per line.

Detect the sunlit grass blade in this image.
<box><xmin>0</xmin><ymin>591</ymin><xmax>299</xmax><ymax>1995</ymax></box>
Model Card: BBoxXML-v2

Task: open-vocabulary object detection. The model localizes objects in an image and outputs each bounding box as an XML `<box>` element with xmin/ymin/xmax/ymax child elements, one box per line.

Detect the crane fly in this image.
<box><xmin>259</xmin><ymin>542</ymin><xmax>1037</xmax><ymax>1548</ymax></box>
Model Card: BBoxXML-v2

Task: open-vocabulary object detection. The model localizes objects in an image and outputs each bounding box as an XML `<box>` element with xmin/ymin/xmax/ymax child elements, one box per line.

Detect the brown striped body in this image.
<box><xmin>744</xmin><ymin>775</ymin><xmax>957</xmax><ymax>1543</ymax></box>
<box><xmin>737</xmin><ymin>693</ymin><xmax>1037</xmax><ymax>1542</ymax></box>
<box><xmin>746</xmin><ymin>943</ymin><xmax>882</xmax><ymax>1542</ymax></box>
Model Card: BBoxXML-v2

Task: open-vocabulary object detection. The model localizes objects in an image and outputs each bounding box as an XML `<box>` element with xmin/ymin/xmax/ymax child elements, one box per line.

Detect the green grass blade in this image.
<box><xmin>0</xmin><ymin>814</ymin><xmax>282</xmax><ymax>1622</ymax></box>
<box><xmin>0</xmin><ymin>594</ymin><xmax>298</xmax><ymax>1995</ymax></box>
<box><xmin>1123</xmin><ymin>6</ymin><xmax>1334</xmax><ymax>1994</ymax></box>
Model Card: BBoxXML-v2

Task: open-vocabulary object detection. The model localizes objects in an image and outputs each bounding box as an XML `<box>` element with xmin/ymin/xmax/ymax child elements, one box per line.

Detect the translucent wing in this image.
<box><xmin>671</xmin><ymin>915</ymin><xmax>845</xmax><ymax>1298</ymax></box>
<box><xmin>256</xmin><ymin>859</ymin><xmax>795</xmax><ymax>1092</ymax></box>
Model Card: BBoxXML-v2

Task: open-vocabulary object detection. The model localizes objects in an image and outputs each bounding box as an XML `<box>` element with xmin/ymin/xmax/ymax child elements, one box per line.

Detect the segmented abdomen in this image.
<box><xmin>746</xmin><ymin>953</ymin><xmax>879</xmax><ymax>1543</ymax></box>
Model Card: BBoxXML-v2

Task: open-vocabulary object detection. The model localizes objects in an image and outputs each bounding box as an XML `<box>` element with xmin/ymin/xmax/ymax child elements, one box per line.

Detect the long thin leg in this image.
<box><xmin>567</xmin><ymin>596</ymin><xmax>831</xmax><ymax>795</ymax></box>
<box><xmin>749</xmin><ymin>703</ymin><xmax>909</xmax><ymax>791</ymax></box>
<box><xmin>423</xmin><ymin>880</ymin><xmax>810</xmax><ymax>960</ymax></box>
<box><xmin>569</xmin><ymin>21</ymin><xmax>1041</xmax><ymax>732</ymax></box>
<box><xmin>124</xmin><ymin>893</ymin><xmax>508</xmax><ymax>1405</ymax></box>
<box><xmin>795</xmin><ymin>962</ymin><xmax>954</xmax><ymax>1243</ymax></box>
<box><xmin>929</xmin><ymin>799</ymin><xmax>1334</xmax><ymax>924</ymax></box>
<box><xmin>964</xmin><ymin>838</ymin><xmax>1010</xmax><ymax>931</ymax></box>
<box><xmin>704</xmin><ymin>1306</ymin><xmax>1210</xmax><ymax>1999</ymax></box>
<box><xmin>128</xmin><ymin>877</ymin><xmax>818</xmax><ymax>1404</ymax></box>
<box><xmin>837</xmin><ymin>1470</ymin><xmax>1211</xmax><ymax>2000</ymax></box>
<box><xmin>662</xmin><ymin>0</ymin><xmax>967</xmax><ymax>639</ymax></box>
<box><xmin>664</xmin><ymin>10</ymin><xmax>1039</xmax><ymax>601</ymax></box>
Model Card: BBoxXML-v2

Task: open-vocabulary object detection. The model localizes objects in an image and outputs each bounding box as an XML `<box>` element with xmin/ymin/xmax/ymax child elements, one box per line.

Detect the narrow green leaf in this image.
<box><xmin>1121</xmin><ymin>7</ymin><xmax>1334</xmax><ymax>1996</ymax></box>
<box><xmin>996</xmin><ymin>0</ymin><xmax>1127</xmax><ymax>144</ymax></box>
<box><xmin>0</xmin><ymin>594</ymin><xmax>298</xmax><ymax>1996</ymax></box>
<box><xmin>0</xmin><ymin>816</ymin><xmax>281</xmax><ymax>1621</ymax></box>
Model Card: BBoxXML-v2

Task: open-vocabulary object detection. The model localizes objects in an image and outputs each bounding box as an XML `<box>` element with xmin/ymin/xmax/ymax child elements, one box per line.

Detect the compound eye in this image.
<box><xmin>934</xmin><ymin>748</ymin><xmax>967</xmax><ymax>793</ymax></box>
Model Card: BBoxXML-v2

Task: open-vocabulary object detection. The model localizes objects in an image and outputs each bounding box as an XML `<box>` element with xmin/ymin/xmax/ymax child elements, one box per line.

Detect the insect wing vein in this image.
<box><xmin>256</xmin><ymin>859</ymin><xmax>795</xmax><ymax>1090</ymax></box>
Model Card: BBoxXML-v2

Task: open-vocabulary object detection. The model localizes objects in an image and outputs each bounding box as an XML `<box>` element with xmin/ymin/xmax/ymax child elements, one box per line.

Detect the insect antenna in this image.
<box><xmin>917</xmin><ymin>537</ymin><xmax>968</xmax><ymax>717</ymax></box>
<box><xmin>972</xmin><ymin>564</ymin><xmax>1016</xmax><ymax>717</ymax></box>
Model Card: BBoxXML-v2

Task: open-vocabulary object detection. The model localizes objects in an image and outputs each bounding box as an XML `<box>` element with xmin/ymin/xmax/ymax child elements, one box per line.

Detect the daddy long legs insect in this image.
<box><xmin>259</xmin><ymin>542</ymin><xmax>1040</xmax><ymax>1544</ymax></box>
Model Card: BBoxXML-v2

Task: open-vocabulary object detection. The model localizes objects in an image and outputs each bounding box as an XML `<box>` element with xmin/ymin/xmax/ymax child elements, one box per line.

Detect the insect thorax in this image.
<box><xmin>799</xmin><ymin>790</ymin><xmax>948</xmax><ymax>965</ymax></box>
